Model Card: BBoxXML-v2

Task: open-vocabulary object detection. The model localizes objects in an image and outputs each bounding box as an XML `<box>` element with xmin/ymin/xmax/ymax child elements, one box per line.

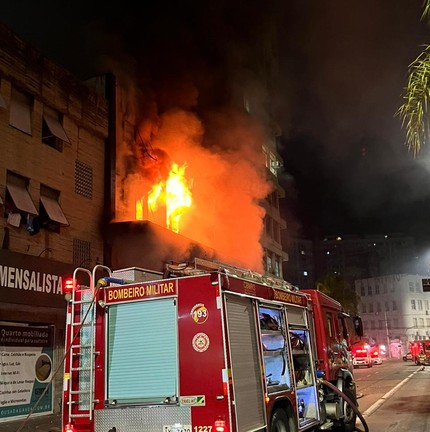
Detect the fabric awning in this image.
<box><xmin>6</xmin><ymin>183</ymin><xmax>38</xmax><ymax>215</ymax></box>
<box><xmin>40</xmin><ymin>195</ymin><xmax>69</xmax><ymax>226</ymax></box>
<box><xmin>43</xmin><ymin>109</ymin><xmax>70</xmax><ymax>143</ymax></box>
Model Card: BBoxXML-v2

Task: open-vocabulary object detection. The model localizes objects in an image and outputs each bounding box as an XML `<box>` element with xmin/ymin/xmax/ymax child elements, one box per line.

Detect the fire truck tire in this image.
<box><xmin>270</xmin><ymin>408</ymin><xmax>290</xmax><ymax>432</ymax></box>
<box><xmin>337</xmin><ymin>386</ymin><xmax>357</xmax><ymax>432</ymax></box>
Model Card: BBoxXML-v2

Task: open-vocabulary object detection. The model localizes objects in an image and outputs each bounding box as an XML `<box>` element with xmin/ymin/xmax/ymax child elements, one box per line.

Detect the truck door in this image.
<box><xmin>225</xmin><ymin>294</ymin><xmax>265</xmax><ymax>431</ymax></box>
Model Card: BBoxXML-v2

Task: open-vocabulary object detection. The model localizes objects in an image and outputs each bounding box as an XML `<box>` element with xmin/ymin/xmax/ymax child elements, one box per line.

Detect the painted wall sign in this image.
<box><xmin>0</xmin><ymin>323</ymin><xmax>54</xmax><ymax>421</ymax></box>
<box><xmin>0</xmin><ymin>265</ymin><xmax>64</xmax><ymax>295</ymax></box>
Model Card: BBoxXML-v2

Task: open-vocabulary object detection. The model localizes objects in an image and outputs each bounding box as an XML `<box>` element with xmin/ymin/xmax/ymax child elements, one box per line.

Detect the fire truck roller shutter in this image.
<box><xmin>225</xmin><ymin>294</ymin><xmax>266</xmax><ymax>431</ymax></box>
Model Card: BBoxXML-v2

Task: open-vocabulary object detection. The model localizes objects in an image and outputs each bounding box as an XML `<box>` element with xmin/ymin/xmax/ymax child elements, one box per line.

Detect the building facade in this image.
<box><xmin>0</xmin><ymin>23</ymin><xmax>108</xmax><ymax>427</ymax></box>
<box><xmin>355</xmin><ymin>274</ymin><xmax>430</xmax><ymax>357</ymax></box>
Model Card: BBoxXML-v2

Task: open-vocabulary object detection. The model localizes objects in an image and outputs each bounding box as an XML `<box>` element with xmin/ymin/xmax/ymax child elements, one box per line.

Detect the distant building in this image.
<box><xmin>282</xmin><ymin>237</ymin><xmax>316</xmax><ymax>288</ymax></box>
<box><xmin>315</xmin><ymin>234</ymin><xmax>417</xmax><ymax>284</ymax></box>
<box><xmin>355</xmin><ymin>274</ymin><xmax>430</xmax><ymax>357</ymax></box>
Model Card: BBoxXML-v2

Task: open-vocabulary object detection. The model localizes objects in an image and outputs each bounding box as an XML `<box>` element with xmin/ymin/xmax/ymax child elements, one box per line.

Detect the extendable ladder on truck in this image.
<box><xmin>65</xmin><ymin>265</ymin><xmax>112</xmax><ymax>425</ymax></box>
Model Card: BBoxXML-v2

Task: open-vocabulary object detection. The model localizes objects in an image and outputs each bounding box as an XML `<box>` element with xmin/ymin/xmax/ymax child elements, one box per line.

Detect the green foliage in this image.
<box><xmin>397</xmin><ymin>0</ymin><xmax>430</xmax><ymax>157</ymax></box>
<box><xmin>316</xmin><ymin>273</ymin><xmax>359</xmax><ymax>314</ymax></box>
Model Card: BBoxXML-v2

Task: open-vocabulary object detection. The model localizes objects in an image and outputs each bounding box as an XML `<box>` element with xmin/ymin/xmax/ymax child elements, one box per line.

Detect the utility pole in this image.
<box><xmin>384</xmin><ymin>311</ymin><xmax>391</xmax><ymax>358</ymax></box>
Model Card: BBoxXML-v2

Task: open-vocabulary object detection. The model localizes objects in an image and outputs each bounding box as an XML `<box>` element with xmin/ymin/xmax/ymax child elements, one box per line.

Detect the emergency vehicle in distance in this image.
<box><xmin>408</xmin><ymin>340</ymin><xmax>430</xmax><ymax>365</ymax></box>
<box><xmin>62</xmin><ymin>258</ymin><xmax>364</xmax><ymax>432</ymax></box>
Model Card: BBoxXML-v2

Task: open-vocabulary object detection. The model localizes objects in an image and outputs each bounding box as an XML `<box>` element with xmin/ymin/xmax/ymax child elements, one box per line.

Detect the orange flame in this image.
<box><xmin>136</xmin><ymin>162</ymin><xmax>192</xmax><ymax>233</ymax></box>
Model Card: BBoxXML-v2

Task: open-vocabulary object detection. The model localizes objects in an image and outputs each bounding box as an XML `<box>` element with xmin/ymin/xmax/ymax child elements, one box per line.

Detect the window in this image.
<box><xmin>360</xmin><ymin>286</ymin><xmax>365</xmax><ymax>296</ymax></box>
<box><xmin>392</xmin><ymin>301</ymin><xmax>397</xmax><ymax>311</ymax></box>
<box><xmin>419</xmin><ymin>318</ymin><xmax>425</xmax><ymax>328</ymax></box>
<box><xmin>427</xmin><ymin>318</ymin><xmax>430</xmax><ymax>327</ymax></box>
<box><xmin>425</xmin><ymin>300</ymin><xmax>429</xmax><ymax>310</ymax></box>
<box><xmin>9</xmin><ymin>88</ymin><xmax>32</xmax><ymax>134</ymax></box>
<box><xmin>376</xmin><ymin>302</ymin><xmax>381</xmax><ymax>312</ymax></box>
<box><xmin>385</xmin><ymin>301</ymin><xmax>389</xmax><ymax>311</ymax></box>
<box><xmin>4</xmin><ymin>171</ymin><xmax>38</xmax><ymax>228</ymax></box>
<box><xmin>361</xmin><ymin>304</ymin><xmax>366</xmax><ymax>313</ymax></box>
<box><xmin>39</xmin><ymin>185</ymin><xmax>69</xmax><ymax>233</ymax></box>
<box><xmin>413</xmin><ymin>318</ymin><xmax>418</xmax><ymax>327</ymax></box>
<box><xmin>378</xmin><ymin>320</ymin><xmax>384</xmax><ymax>330</ymax></box>
<box><xmin>273</xmin><ymin>255</ymin><xmax>280</xmax><ymax>277</ymax></box>
<box><xmin>416</xmin><ymin>282</ymin><xmax>421</xmax><ymax>292</ymax></box>
<box><xmin>411</xmin><ymin>300</ymin><xmax>416</xmax><ymax>310</ymax></box>
<box><xmin>265</xmin><ymin>250</ymin><xmax>272</xmax><ymax>273</ymax></box>
<box><xmin>367</xmin><ymin>285</ymin><xmax>372</xmax><ymax>296</ymax></box>
<box><xmin>42</xmin><ymin>106</ymin><xmax>70</xmax><ymax>151</ymax></box>
<box><xmin>409</xmin><ymin>282</ymin><xmax>414</xmax><ymax>292</ymax></box>
<box><xmin>375</xmin><ymin>284</ymin><xmax>380</xmax><ymax>295</ymax></box>
<box><xmin>272</xmin><ymin>220</ymin><xmax>280</xmax><ymax>243</ymax></box>
<box><xmin>418</xmin><ymin>300</ymin><xmax>423</xmax><ymax>311</ymax></box>
<box><xmin>369</xmin><ymin>303</ymin><xmax>374</xmax><ymax>313</ymax></box>
<box><xmin>370</xmin><ymin>320</ymin><xmax>375</xmax><ymax>330</ymax></box>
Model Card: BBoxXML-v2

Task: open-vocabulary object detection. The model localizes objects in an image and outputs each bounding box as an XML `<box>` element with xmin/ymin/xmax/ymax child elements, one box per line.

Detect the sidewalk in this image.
<box><xmin>1</xmin><ymin>413</ymin><xmax>61</xmax><ymax>432</ymax></box>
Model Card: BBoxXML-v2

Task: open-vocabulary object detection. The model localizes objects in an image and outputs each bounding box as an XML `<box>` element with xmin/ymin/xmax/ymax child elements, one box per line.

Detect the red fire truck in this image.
<box><xmin>62</xmin><ymin>259</ymin><xmax>364</xmax><ymax>432</ymax></box>
<box><xmin>409</xmin><ymin>340</ymin><xmax>430</xmax><ymax>365</ymax></box>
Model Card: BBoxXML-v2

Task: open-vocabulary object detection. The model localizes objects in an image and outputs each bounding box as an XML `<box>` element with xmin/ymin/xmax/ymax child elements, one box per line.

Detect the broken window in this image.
<box><xmin>9</xmin><ymin>88</ymin><xmax>32</xmax><ymax>135</ymax></box>
<box><xmin>42</xmin><ymin>106</ymin><xmax>70</xmax><ymax>152</ymax></box>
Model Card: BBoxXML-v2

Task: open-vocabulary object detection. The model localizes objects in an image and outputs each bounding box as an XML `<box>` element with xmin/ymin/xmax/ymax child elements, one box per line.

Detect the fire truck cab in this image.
<box><xmin>62</xmin><ymin>259</ymin><xmax>363</xmax><ymax>432</ymax></box>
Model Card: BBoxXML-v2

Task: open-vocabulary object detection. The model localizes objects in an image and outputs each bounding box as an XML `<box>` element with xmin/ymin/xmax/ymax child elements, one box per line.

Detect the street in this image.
<box><xmin>354</xmin><ymin>358</ymin><xmax>430</xmax><ymax>431</ymax></box>
<box><xmin>2</xmin><ymin>358</ymin><xmax>428</xmax><ymax>432</ymax></box>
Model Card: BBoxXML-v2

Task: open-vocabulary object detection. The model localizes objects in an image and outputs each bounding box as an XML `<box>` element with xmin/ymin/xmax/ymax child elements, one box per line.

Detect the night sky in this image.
<box><xmin>3</xmin><ymin>0</ymin><xmax>430</xmax><ymax>249</ymax></box>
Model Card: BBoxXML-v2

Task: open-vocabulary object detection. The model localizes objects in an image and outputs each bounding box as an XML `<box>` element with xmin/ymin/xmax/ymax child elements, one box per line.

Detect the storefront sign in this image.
<box><xmin>0</xmin><ymin>323</ymin><xmax>54</xmax><ymax>421</ymax></box>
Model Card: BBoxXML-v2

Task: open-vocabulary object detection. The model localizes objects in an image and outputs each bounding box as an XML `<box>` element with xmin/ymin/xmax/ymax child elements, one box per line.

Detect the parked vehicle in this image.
<box><xmin>352</xmin><ymin>347</ymin><xmax>372</xmax><ymax>368</ymax></box>
<box><xmin>370</xmin><ymin>350</ymin><xmax>382</xmax><ymax>365</ymax></box>
<box><xmin>403</xmin><ymin>351</ymin><xmax>413</xmax><ymax>362</ymax></box>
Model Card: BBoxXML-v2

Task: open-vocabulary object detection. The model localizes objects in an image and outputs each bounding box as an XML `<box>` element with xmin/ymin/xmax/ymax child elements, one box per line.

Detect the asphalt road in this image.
<box><xmin>354</xmin><ymin>357</ymin><xmax>430</xmax><ymax>432</ymax></box>
<box><xmin>2</xmin><ymin>358</ymin><xmax>427</xmax><ymax>432</ymax></box>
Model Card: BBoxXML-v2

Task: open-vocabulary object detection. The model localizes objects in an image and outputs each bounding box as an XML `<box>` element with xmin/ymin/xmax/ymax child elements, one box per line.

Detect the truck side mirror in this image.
<box><xmin>353</xmin><ymin>317</ymin><xmax>364</xmax><ymax>337</ymax></box>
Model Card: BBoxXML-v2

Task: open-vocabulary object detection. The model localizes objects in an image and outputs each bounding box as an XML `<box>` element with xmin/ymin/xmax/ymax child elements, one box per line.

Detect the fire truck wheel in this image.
<box><xmin>270</xmin><ymin>408</ymin><xmax>290</xmax><ymax>432</ymax></box>
<box><xmin>336</xmin><ymin>386</ymin><xmax>357</xmax><ymax>432</ymax></box>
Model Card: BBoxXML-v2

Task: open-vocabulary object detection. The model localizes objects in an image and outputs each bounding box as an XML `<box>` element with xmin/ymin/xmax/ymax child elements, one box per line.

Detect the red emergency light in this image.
<box><xmin>63</xmin><ymin>276</ymin><xmax>79</xmax><ymax>301</ymax></box>
<box><xmin>214</xmin><ymin>417</ymin><xmax>226</xmax><ymax>432</ymax></box>
<box><xmin>64</xmin><ymin>423</ymin><xmax>76</xmax><ymax>432</ymax></box>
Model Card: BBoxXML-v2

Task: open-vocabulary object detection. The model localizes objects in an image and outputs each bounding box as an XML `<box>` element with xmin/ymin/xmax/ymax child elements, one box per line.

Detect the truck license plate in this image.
<box><xmin>163</xmin><ymin>425</ymin><xmax>191</xmax><ymax>432</ymax></box>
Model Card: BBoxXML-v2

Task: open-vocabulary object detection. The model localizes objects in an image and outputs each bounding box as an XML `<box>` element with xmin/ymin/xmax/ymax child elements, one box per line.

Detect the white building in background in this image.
<box><xmin>355</xmin><ymin>274</ymin><xmax>430</xmax><ymax>357</ymax></box>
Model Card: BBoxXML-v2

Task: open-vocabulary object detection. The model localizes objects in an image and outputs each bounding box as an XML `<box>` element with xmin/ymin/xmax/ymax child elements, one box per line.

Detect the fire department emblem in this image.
<box><xmin>192</xmin><ymin>332</ymin><xmax>210</xmax><ymax>352</ymax></box>
<box><xmin>190</xmin><ymin>303</ymin><xmax>208</xmax><ymax>324</ymax></box>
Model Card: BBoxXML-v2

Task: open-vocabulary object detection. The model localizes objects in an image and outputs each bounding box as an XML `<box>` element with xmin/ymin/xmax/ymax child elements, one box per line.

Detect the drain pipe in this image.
<box><xmin>321</xmin><ymin>380</ymin><xmax>369</xmax><ymax>432</ymax></box>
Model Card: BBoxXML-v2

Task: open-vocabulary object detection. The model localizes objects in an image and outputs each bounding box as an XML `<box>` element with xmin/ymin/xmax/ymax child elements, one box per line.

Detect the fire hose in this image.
<box><xmin>321</xmin><ymin>379</ymin><xmax>369</xmax><ymax>432</ymax></box>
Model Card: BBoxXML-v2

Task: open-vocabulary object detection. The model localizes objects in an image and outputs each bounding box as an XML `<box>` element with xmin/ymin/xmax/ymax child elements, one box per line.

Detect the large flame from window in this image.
<box><xmin>136</xmin><ymin>162</ymin><xmax>192</xmax><ymax>233</ymax></box>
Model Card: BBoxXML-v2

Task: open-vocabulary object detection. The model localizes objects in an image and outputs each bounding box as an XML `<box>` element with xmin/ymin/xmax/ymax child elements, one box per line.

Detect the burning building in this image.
<box><xmin>99</xmin><ymin>75</ymin><xmax>287</xmax><ymax>275</ymax></box>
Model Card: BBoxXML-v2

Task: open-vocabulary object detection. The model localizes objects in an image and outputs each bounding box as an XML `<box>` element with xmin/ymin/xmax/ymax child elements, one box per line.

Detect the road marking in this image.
<box><xmin>357</xmin><ymin>366</ymin><xmax>424</xmax><ymax>423</ymax></box>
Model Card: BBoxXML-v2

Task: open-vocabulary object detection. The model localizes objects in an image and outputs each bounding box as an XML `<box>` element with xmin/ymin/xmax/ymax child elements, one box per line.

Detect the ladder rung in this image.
<box><xmin>70</xmin><ymin>390</ymin><xmax>92</xmax><ymax>395</ymax></box>
<box><xmin>71</xmin><ymin>367</ymin><xmax>92</xmax><ymax>372</ymax></box>
<box><xmin>70</xmin><ymin>413</ymin><xmax>92</xmax><ymax>418</ymax></box>
<box><xmin>72</xmin><ymin>322</ymin><xmax>93</xmax><ymax>326</ymax></box>
<box><xmin>73</xmin><ymin>300</ymin><xmax>94</xmax><ymax>305</ymax></box>
<box><xmin>71</xmin><ymin>344</ymin><xmax>92</xmax><ymax>349</ymax></box>
<box><xmin>67</xmin><ymin>399</ymin><xmax>99</xmax><ymax>406</ymax></box>
<box><xmin>71</xmin><ymin>351</ymin><xmax>99</xmax><ymax>357</ymax></box>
